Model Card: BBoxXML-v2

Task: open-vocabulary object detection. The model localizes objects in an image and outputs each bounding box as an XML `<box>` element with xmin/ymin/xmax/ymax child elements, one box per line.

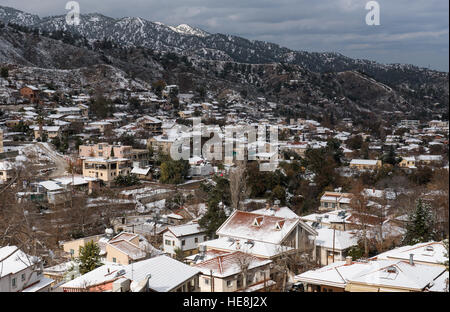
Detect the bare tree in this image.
<box><xmin>229</xmin><ymin>160</ymin><xmax>247</xmax><ymax>211</ymax></box>
<box><xmin>234</xmin><ymin>251</ymin><xmax>253</xmax><ymax>291</ymax></box>
<box><xmin>350</xmin><ymin>179</ymin><xmax>371</xmax><ymax>257</ymax></box>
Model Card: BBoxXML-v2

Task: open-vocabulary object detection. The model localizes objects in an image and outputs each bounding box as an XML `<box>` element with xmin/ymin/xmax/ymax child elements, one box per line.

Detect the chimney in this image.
<box><xmin>409</xmin><ymin>254</ymin><xmax>414</xmax><ymax>265</ymax></box>
<box><xmin>345</xmin><ymin>256</ymin><xmax>352</xmax><ymax>265</ymax></box>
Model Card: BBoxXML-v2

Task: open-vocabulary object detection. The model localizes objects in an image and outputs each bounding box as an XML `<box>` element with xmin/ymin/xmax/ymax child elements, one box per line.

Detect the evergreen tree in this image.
<box><xmin>159</xmin><ymin>159</ymin><xmax>190</xmax><ymax>184</ymax></box>
<box><xmin>403</xmin><ymin>199</ymin><xmax>435</xmax><ymax>245</ymax></box>
<box><xmin>1</xmin><ymin>67</ymin><xmax>8</xmax><ymax>79</ymax></box>
<box><xmin>78</xmin><ymin>241</ymin><xmax>102</xmax><ymax>275</ymax></box>
<box><xmin>198</xmin><ymin>200</ymin><xmax>227</xmax><ymax>239</ymax></box>
<box><xmin>383</xmin><ymin>145</ymin><xmax>398</xmax><ymax>165</ymax></box>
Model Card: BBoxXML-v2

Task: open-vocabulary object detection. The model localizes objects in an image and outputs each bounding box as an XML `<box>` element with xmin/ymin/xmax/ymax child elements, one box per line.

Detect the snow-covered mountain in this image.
<box><xmin>0</xmin><ymin>5</ymin><xmax>448</xmax><ymax>96</ymax></box>
<box><xmin>169</xmin><ymin>24</ymin><xmax>209</xmax><ymax>37</ymax></box>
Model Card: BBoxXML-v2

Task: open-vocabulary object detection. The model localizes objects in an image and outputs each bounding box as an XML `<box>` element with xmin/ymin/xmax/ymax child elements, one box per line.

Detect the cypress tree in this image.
<box><xmin>78</xmin><ymin>241</ymin><xmax>102</xmax><ymax>275</ymax></box>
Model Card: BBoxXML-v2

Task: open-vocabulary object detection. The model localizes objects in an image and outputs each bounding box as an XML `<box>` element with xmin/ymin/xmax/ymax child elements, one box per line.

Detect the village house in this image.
<box><xmin>295</xmin><ymin>241</ymin><xmax>448</xmax><ymax>292</ymax></box>
<box><xmin>301</xmin><ymin>210</ymin><xmax>352</xmax><ymax>231</ymax></box>
<box><xmin>147</xmin><ymin>134</ymin><xmax>176</xmax><ymax>155</ymax></box>
<box><xmin>79</xmin><ymin>142</ymin><xmax>149</xmax><ymax>168</ymax></box>
<box><xmin>32</xmin><ymin>126</ymin><xmax>61</xmax><ymax>140</ymax></box>
<box><xmin>0</xmin><ymin>246</ymin><xmax>54</xmax><ymax>292</ymax></box>
<box><xmin>82</xmin><ymin>157</ymin><xmax>132</xmax><ymax>185</ymax></box>
<box><xmin>319</xmin><ymin>191</ymin><xmax>353</xmax><ymax>211</ymax></box>
<box><xmin>399</xmin><ymin>156</ymin><xmax>416</xmax><ymax>169</ymax></box>
<box><xmin>313</xmin><ymin>228</ymin><xmax>358</xmax><ymax>266</ymax></box>
<box><xmin>19</xmin><ymin>85</ymin><xmax>40</xmax><ymax>103</ymax></box>
<box><xmin>62</xmin><ymin>234</ymin><xmax>105</xmax><ymax>258</ymax></box>
<box><xmin>137</xmin><ymin>116</ymin><xmax>163</xmax><ymax>135</ymax></box>
<box><xmin>104</xmin><ymin>232</ymin><xmax>148</xmax><ymax>265</ymax></box>
<box><xmin>192</xmin><ymin>251</ymin><xmax>274</xmax><ymax>292</ymax></box>
<box><xmin>0</xmin><ymin>160</ymin><xmax>13</xmax><ymax>183</ymax></box>
<box><xmin>87</xmin><ymin>121</ymin><xmax>113</xmax><ymax>134</ymax></box>
<box><xmin>416</xmin><ymin>155</ymin><xmax>443</xmax><ymax>166</ymax></box>
<box><xmin>162</xmin><ymin>223</ymin><xmax>207</xmax><ymax>258</ymax></box>
<box><xmin>61</xmin><ymin>255</ymin><xmax>201</xmax><ymax>292</ymax></box>
<box><xmin>62</xmin><ymin>231</ymin><xmax>158</xmax><ymax>265</ymax></box>
<box><xmin>200</xmin><ymin>207</ymin><xmax>318</xmax><ymax>261</ymax></box>
<box><xmin>349</xmin><ymin>159</ymin><xmax>382</xmax><ymax>170</ymax></box>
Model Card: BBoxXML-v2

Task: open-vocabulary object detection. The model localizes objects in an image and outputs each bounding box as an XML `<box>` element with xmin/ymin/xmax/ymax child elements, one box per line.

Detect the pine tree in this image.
<box><xmin>198</xmin><ymin>200</ymin><xmax>227</xmax><ymax>239</ymax></box>
<box><xmin>78</xmin><ymin>241</ymin><xmax>102</xmax><ymax>275</ymax></box>
<box><xmin>403</xmin><ymin>199</ymin><xmax>435</xmax><ymax>245</ymax></box>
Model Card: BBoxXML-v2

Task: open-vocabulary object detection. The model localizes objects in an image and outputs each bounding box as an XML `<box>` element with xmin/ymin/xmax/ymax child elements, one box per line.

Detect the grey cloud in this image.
<box><xmin>1</xmin><ymin>0</ymin><xmax>448</xmax><ymax>71</ymax></box>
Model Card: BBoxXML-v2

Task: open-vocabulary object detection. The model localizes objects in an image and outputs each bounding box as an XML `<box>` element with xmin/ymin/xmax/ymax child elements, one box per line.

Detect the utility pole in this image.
<box><xmin>210</xmin><ymin>270</ymin><xmax>214</xmax><ymax>292</ymax></box>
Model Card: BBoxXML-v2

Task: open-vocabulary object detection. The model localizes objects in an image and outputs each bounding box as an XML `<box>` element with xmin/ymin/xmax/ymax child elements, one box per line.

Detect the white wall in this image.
<box><xmin>163</xmin><ymin>232</ymin><xmax>207</xmax><ymax>256</ymax></box>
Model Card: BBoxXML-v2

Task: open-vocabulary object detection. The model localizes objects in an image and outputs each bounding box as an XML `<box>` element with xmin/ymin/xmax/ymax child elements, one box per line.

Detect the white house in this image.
<box><xmin>0</xmin><ymin>246</ymin><xmax>54</xmax><ymax>292</ymax></box>
<box><xmin>162</xmin><ymin>223</ymin><xmax>207</xmax><ymax>258</ymax></box>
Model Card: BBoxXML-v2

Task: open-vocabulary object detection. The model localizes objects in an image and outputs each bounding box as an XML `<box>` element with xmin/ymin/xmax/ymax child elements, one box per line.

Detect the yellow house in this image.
<box><xmin>178</xmin><ymin>110</ymin><xmax>194</xmax><ymax>119</ymax></box>
<box><xmin>399</xmin><ymin>156</ymin><xmax>416</xmax><ymax>169</ymax></box>
<box><xmin>147</xmin><ymin>135</ymin><xmax>175</xmax><ymax>155</ymax></box>
<box><xmin>62</xmin><ymin>234</ymin><xmax>104</xmax><ymax>258</ymax></box>
<box><xmin>82</xmin><ymin>157</ymin><xmax>132</xmax><ymax>185</ymax></box>
<box><xmin>33</xmin><ymin>126</ymin><xmax>61</xmax><ymax>140</ymax></box>
<box><xmin>104</xmin><ymin>232</ymin><xmax>147</xmax><ymax>265</ymax></box>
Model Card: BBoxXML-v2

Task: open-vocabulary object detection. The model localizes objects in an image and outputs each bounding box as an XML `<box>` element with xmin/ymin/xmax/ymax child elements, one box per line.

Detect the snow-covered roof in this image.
<box><xmin>251</xmin><ymin>206</ymin><xmax>299</xmax><ymax>219</ymax></box>
<box><xmin>0</xmin><ymin>246</ymin><xmax>40</xmax><ymax>278</ymax></box>
<box><xmin>428</xmin><ymin>271</ymin><xmax>449</xmax><ymax>292</ymax></box>
<box><xmin>131</xmin><ymin>167</ymin><xmax>150</xmax><ymax>175</ymax></box>
<box><xmin>39</xmin><ymin>180</ymin><xmax>63</xmax><ymax>191</ymax></box>
<box><xmin>108</xmin><ymin>240</ymin><xmax>146</xmax><ymax>260</ymax></box>
<box><xmin>21</xmin><ymin>277</ymin><xmax>54</xmax><ymax>292</ymax></box>
<box><xmin>0</xmin><ymin>161</ymin><xmax>13</xmax><ymax>171</ymax></box>
<box><xmin>375</xmin><ymin>241</ymin><xmax>447</xmax><ymax>265</ymax></box>
<box><xmin>347</xmin><ymin>260</ymin><xmax>445</xmax><ymax>291</ymax></box>
<box><xmin>61</xmin><ymin>263</ymin><xmax>124</xmax><ymax>289</ymax></box>
<box><xmin>193</xmin><ymin>251</ymin><xmax>272</xmax><ymax>278</ymax></box>
<box><xmin>350</xmin><ymin>159</ymin><xmax>379</xmax><ymax>165</ymax></box>
<box><xmin>216</xmin><ymin>210</ymin><xmax>317</xmax><ymax>245</ymax></box>
<box><xmin>199</xmin><ymin>237</ymin><xmax>293</xmax><ymax>258</ymax></box>
<box><xmin>296</xmin><ymin>259</ymin><xmax>445</xmax><ymax>291</ymax></box>
<box><xmin>315</xmin><ymin>228</ymin><xmax>358</xmax><ymax>251</ymax></box>
<box><xmin>124</xmin><ymin>255</ymin><xmax>200</xmax><ymax>292</ymax></box>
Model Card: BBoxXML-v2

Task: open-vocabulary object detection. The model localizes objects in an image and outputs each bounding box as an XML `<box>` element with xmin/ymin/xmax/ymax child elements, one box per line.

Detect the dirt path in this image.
<box><xmin>35</xmin><ymin>142</ymin><xmax>69</xmax><ymax>178</ymax></box>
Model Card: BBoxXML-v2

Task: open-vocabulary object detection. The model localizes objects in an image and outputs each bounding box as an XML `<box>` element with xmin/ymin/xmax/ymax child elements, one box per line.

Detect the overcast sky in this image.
<box><xmin>1</xmin><ymin>0</ymin><xmax>448</xmax><ymax>71</ymax></box>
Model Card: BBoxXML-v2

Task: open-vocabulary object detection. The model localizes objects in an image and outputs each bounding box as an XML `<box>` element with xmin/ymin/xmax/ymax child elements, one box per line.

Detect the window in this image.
<box><xmin>204</xmin><ymin>236</ymin><xmax>207</xmax><ymax>241</ymax></box>
<box><xmin>182</xmin><ymin>240</ymin><xmax>186</xmax><ymax>246</ymax></box>
<box><xmin>204</xmin><ymin>277</ymin><xmax>209</xmax><ymax>285</ymax></box>
<box><xmin>12</xmin><ymin>278</ymin><xmax>16</xmax><ymax>288</ymax></box>
<box><xmin>227</xmin><ymin>280</ymin><xmax>233</xmax><ymax>288</ymax></box>
<box><xmin>70</xmin><ymin>249</ymin><xmax>75</xmax><ymax>256</ymax></box>
<box><xmin>112</xmin><ymin>257</ymin><xmax>117</xmax><ymax>263</ymax></box>
<box><xmin>21</xmin><ymin>273</ymin><xmax>26</xmax><ymax>281</ymax></box>
<box><xmin>195</xmin><ymin>237</ymin><xmax>198</xmax><ymax>243</ymax></box>
<box><xmin>165</xmin><ymin>239</ymin><xmax>172</xmax><ymax>246</ymax></box>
